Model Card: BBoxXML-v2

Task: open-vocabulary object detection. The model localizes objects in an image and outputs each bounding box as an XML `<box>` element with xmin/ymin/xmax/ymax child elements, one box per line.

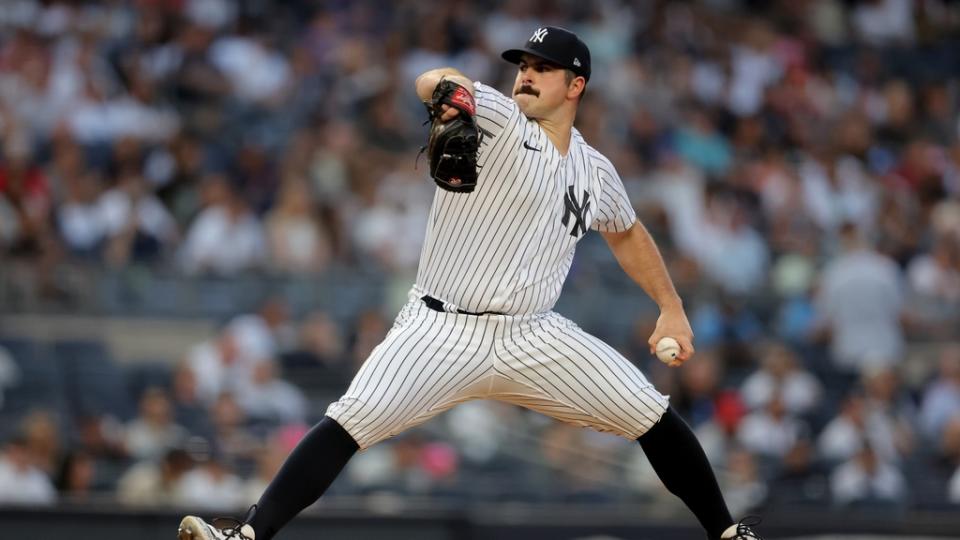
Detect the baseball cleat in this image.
<box><xmin>720</xmin><ymin>517</ymin><xmax>763</xmax><ymax>539</ymax></box>
<box><xmin>178</xmin><ymin>515</ymin><xmax>255</xmax><ymax>540</ymax></box>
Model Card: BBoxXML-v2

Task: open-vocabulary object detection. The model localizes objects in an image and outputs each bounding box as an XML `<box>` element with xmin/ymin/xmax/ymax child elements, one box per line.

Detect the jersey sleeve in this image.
<box><xmin>591</xmin><ymin>160</ymin><xmax>637</xmax><ymax>233</ymax></box>
<box><xmin>472</xmin><ymin>81</ymin><xmax>521</xmax><ymax>139</ymax></box>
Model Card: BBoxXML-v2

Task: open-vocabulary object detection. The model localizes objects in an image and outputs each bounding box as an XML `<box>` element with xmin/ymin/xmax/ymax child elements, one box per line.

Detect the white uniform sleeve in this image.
<box><xmin>592</xmin><ymin>160</ymin><xmax>637</xmax><ymax>232</ymax></box>
<box><xmin>472</xmin><ymin>81</ymin><xmax>521</xmax><ymax>139</ymax></box>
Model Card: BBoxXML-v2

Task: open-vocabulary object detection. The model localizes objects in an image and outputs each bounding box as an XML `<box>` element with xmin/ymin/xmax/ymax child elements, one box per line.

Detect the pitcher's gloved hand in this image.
<box><xmin>421</xmin><ymin>79</ymin><xmax>482</xmax><ymax>193</ymax></box>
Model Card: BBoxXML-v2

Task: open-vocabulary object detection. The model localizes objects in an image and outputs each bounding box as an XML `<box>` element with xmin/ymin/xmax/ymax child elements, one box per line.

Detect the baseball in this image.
<box><xmin>655</xmin><ymin>337</ymin><xmax>681</xmax><ymax>364</ymax></box>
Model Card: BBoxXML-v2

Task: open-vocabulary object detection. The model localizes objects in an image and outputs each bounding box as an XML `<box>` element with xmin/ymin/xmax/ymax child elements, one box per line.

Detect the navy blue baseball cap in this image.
<box><xmin>501</xmin><ymin>26</ymin><xmax>591</xmax><ymax>82</ymax></box>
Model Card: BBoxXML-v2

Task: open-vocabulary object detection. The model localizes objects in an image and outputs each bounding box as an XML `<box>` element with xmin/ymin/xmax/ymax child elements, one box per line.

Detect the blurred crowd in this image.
<box><xmin>1</xmin><ymin>0</ymin><xmax>960</xmax><ymax>517</ymax></box>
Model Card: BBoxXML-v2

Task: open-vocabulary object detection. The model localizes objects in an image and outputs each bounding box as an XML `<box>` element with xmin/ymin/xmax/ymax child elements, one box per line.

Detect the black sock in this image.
<box><xmin>248</xmin><ymin>416</ymin><xmax>359</xmax><ymax>540</ymax></box>
<box><xmin>638</xmin><ymin>407</ymin><xmax>733</xmax><ymax>539</ymax></box>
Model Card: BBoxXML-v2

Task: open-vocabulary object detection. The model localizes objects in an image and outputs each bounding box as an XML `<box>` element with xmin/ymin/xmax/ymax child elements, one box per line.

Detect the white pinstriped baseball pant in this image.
<box><xmin>326</xmin><ymin>297</ymin><xmax>670</xmax><ymax>449</ymax></box>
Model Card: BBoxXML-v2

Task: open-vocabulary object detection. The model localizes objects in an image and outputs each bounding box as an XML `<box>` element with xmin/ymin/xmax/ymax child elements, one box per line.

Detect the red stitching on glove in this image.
<box><xmin>449</xmin><ymin>85</ymin><xmax>476</xmax><ymax>116</ymax></box>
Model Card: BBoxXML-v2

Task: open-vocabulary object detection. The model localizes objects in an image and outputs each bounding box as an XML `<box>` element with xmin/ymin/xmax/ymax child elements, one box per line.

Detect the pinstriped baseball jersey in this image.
<box><xmin>413</xmin><ymin>82</ymin><xmax>637</xmax><ymax>316</ymax></box>
<box><xmin>326</xmin><ymin>79</ymin><xmax>669</xmax><ymax>450</ymax></box>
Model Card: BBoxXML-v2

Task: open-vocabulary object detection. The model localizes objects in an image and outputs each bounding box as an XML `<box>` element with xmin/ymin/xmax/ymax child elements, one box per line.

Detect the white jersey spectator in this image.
<box><xmin>800</xmin><ymin>155</ymin><xmax>877</xmax><ymax>236</ymax></box>
<box><xmin>740</xmin><ymin>343</ymin><xmax>822</xmax><ymax>415</ymax></box>
<box><xmin>736</xmin><ymin>397</ymin><xmax>805</xmax><ymax>458</ymax></box>
<box><xmin>180</xmin><ymin>177</ymin><xmax>267</xmax><ymax>275</ymax></box>
<box><xmin>907</xmin><ymin>235</ymin><xmax>960</xmax><ymax>303</ymax></box>
<box><xmin>851</xmin><ymin>0</ymin><xmax>915</xmax><ymax>46</ymax></box>
<box><xmin>818</xmin><ymin>393</ymin><xmax>899</xmax><ymax>464</ymax></box>
<box><xmin>185</xmin><ymin>334</ymin><xmax>257</xmax><ymax>405</ymax></box>
<box><xmin>919</xmin><ymin>345</ymin><xmax>960</xmax><ymax>443</ymax></box>
<box><xmin>236</xmin><ymin>359</ymin><xmax>308</xmax><ymax>424</ymax></box>
<box><xmin>0</xmin><ymin>438</ymin><xmax>56</xmax><ymax>505</ymax></box>
<box><xmin>816</xmin><ymin>224</ymin><xmax>904</xmax><ymax>373</ymax></box>
<box><xmin>99</xmin><ymin>182</ymin><xmax>176</xmax><ymax>242</ymax></box>
<box><xmin>224</xmin><ymin>298</ymin><xmax>295</xmax><ymax>364</ymax></box>
<box><xmin>830</xmin><ymin>446</ymin><xmax>907</xmax><ymax>506</ymax></box>
<box><xmin>174</xmin><ymin>462</ymin><xmax>246</xmax><ymax>510</ymax></box>
<box><xmin>209</xmin><ymin>35</ymin><xmax>291</xmax><ymax>104</ymax></box>
<box><xmin>56</xmin><ymin>173</ymin><xmax>106</xmax><ymax>253</ymax></box>
<box><xmin>124</xmin><ymin>388</ymin><xmax>189</xmax><ymax>461</ymax></box>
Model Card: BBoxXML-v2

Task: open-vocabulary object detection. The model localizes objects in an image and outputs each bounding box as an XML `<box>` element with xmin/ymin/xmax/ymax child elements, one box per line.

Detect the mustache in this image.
<box><xmin>515</xmin><ymin>85</ymin><xmax>540</xmax><ymax>97</ymax></box>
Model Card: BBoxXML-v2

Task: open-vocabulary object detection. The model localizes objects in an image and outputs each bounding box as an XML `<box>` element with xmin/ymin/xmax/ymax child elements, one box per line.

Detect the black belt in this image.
<box><xmin>421</xmin><ymin>295</ymin><xmax>503</xmax><ymax>316</ymax></box>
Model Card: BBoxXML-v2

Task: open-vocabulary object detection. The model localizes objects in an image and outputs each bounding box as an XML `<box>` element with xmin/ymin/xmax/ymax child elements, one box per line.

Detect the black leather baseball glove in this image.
<box><xmin>421</xmin><ymin>79</ymin><xmax>482</xmax><ymax>193</ymax></box>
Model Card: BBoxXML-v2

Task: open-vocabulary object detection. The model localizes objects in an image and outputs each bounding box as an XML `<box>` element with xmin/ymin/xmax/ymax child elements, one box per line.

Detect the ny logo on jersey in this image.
<box><xmin>561</xmin><ymin>186</ymin><xmax>590</xmax><ymax>238</ymax></box>
<box><xmin>529</xmin><ymin>28</ymin><xmax>548</xmax><ymax>43</ymax></box>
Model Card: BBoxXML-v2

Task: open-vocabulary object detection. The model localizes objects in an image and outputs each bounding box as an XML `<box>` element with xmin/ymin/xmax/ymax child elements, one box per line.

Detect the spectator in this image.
<box><xmin>53</xmin><ymin>450</ymin><xmax>96</xmax><ymax>503</ymax></box>
<box><xmin>265</xmin><ymin>176</ymin><xmax>332</xmax><ymax>274</ymax></box>
<box><xmin>20</xmin><ymin>409</ymin><xmax>62</xmax><ymax>476</ymax></box>
<box><xmin>814</xmin><ymin>222</ymin><xmax>905</xmax><ymax>375</ymax></box>
<box><xmin>231</xmin><ymin>142</ymin><xmax>280</xmax><ymax>214</ymax></box>
<box><xmin>444</xmin><ymin>401</ymin><xmax>519</xmax><ymax>466</ymax></box>
<box><xmin>861</xmin><ymin>366</ymin><xmax>916</xmax><ymax>459</ymax></box>
<box><xmin>124</xmin><ymin>387</ymin><xmax>189</xmax><ymax>461</ymax></box>
<box><xmin>346</xmin><ymin>432</ymin><xmax>458</xmax><ymax>497</ymax></box>
<box><xmin>116</xmin><ymin>448</ymin><xmax>195</xmax><ymax>507</ymax></box>
<box><xmin>688</xmin><ymin>186</ymin><xmax>769</xmax><ymax>295</ymax></box>
<box><xmin>154</xmin><ymin>133</ymin><xmax>207</xmax><ymax>227</ymax></box>
<box><xmin>236</xmin><ymin>358</ymin><xmax>308</xmax><ymax>425</ymax></box>
<box><xmin>737</xmin><ymin>394</ymin><xmax>806</xmax><ymax>459</ymax></box>
<box><xmin>348</xmin><ymin>158</ymin><xmax>432</xmax><ymax>273</ymax></box>
<box><xmin>907</xmin><ymin>233</ymin><xmax>960</xmax><ymax>305</ymax></box>
<box><xmin>75</xmin><ymin>414</ymin><xmax>129</xmax><ymax>462</ymax></box>
<box><xmin>740</xmin><ymin>342</ymin><xmax>822</xmax><ymax>415</ymax></box>
<box><xmin>540</xmin><ymin>424</ymin><xmax>618</xmax><ymax>503</ymax></box>
<box><xmin>799</xmin><ymin>152</ymin><xmax>877</xmax><ymax>237</ymax></box>
<box><xmin>672</xmin><ymin>348</ymin><xmax>722</xmax><ymax>428</ymax></box>
<box><xmin>180</xmin><ymin>174</ymin><xmax>267</xmax><ymax>275</ymax></box>
<box><xmin>66</xmin><ymin>66</ymin><xmax>179</xmax><ymax>144</ymax></box>
<box><xmin>242</xmin><ymin>426</ymin><xmax>300</xmax><ymax>504</ymax></box>
<box><xmin>0</xmin><ymin>435</ymin><xmax>56</xmax><ymax>505</ymax></box>
<box><xmin>184</xmin><ymin>331</ymin><xmax>253</xmax><ymax>405</ymax></box>
<box><xmin>851</xmin><ymin>0</ymin><xmax>915</xmax><ymax>46</ymax></box>
<box><xmin>173</xmin><ymin>456</ymin><xmax>245</xmax><ymax>511</ymax></box>
<box><xmin>919</xmin><ymin>344</ymin><xmax>960</xmax><ymax>447</ymax></box>
<box><xmin>720</xmin><ymin>446</ymin><xmax>768</xmax><ymax>517</ymax></box>
<box><xmin>169</xmin><ymin>22</ymin><xmax>230</xmax><ymax>135</ymax></box>
<box><xmin>282</xmin><ymin>310</ymin><xmax>351</xmax><ymax>391</ymax></box>
<box><xmin>673</xmin><ymin>108</ymin><xmax>733</xmax><ymax>175</ymax></box>
<box><xmin>99</xmin><ymin>167</ymin><xmax>178</xmax><ymax>266</ymax></box>
<box><xmin>818</xmin><ymin>391</ymin><xmax>899</xmax><ymax>465</ymax></box>
<box><xmin>225</xmin><ymin>297</ymin><xmax>295</xmax><ymax>364</ymax></box>
<box><xmin>830</xmin><ymin>444</ymin><xmax>907</xmax><ymax>507</ymax></box>
<box><xmin>208</xmin><ymin>25</ymin><xmax>292</xmax><ymax>106</ymax></box>
<box><xmin>170</xmin><ymin>361</ymin><xmax>214</xmax><ymax>438</ymax></box>
<box><xmin>0</xmin><ymin>134</ymin><xmax>53</xmax><ymax>256</ymax></box>
<box><xmin>56</xmin><ymin>171</ymin><xmax>105</xmax><ymax>257</ymax></box>
<box><xmin>208</xmin><ymin>393</ymin><xmax>261</xmax><ymax>469</ymax></box>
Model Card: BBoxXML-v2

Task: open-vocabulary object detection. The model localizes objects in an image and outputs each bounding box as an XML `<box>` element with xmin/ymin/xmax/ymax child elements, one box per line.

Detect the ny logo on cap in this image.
<box><xmin>573</xmin><ymin>58</ymin><xmax>581</xmax><ymax>67</ymax></box>
<box><xmin>529</xmin><ymin>27</ymin><xmax>548</xmax><ymax>43</ymax></box>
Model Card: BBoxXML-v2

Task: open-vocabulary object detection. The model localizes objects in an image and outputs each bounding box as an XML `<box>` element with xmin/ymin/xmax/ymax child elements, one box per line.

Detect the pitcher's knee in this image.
<box><xmin>611</xmin><ymin>392</ymin><xmax>670</xmax><ymax>440</ymax></box>
<box><xmin>325</xmin><ymin>396</ymin><xmax>397</xmax><ymax>450</ymax></box>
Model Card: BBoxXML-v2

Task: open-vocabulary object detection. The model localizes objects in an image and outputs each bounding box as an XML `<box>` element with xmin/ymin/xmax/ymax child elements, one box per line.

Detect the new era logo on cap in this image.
<box><xmin>502</xmin><ymin>26</ymin><xmax>592</xmax><ymax>82</ymax></box>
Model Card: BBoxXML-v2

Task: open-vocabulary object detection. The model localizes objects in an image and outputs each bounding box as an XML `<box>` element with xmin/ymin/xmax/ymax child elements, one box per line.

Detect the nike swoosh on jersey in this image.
<box><xmin>522</xmin><ymin>141</ymin><xmax>542</xmax><ymax>152</ymax></box>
